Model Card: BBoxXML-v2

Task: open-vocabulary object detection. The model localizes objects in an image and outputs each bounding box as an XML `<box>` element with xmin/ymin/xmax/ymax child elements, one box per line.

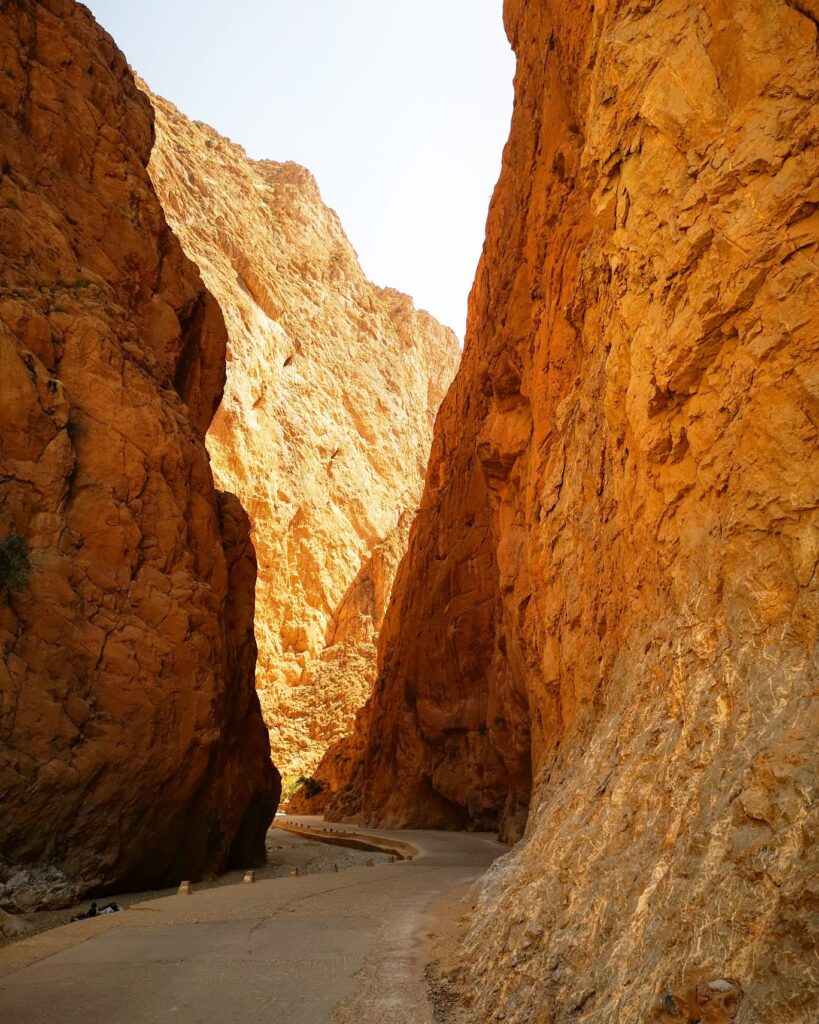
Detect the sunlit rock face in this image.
<box><xmin>0</xmin><ymin>0</ymin><xmax>278</xmax><ymax>904</ymax></box>
<box><xmin>323</xmin><ymin>0</ymin><xmax>819</xmax><ymax>1017</ymax></box>
<box><xmin>145</xmin><ymin>95</ymin><xmax>461</xmax><ymax>783</ymax></box>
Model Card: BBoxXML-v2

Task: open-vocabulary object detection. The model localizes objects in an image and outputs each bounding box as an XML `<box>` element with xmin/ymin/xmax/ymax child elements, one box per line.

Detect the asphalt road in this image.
<box><xmin>0</xmin><ymin>818</ymin><xmax>505</xmax><ymax>1024</ymax></box>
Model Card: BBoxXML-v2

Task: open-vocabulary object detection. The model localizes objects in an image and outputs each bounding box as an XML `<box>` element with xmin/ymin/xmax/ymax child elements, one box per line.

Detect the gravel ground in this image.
<box><xmin>0</xmin><ymin>824</ymin><xmax>388</xmax><ymax>948</ymax></box>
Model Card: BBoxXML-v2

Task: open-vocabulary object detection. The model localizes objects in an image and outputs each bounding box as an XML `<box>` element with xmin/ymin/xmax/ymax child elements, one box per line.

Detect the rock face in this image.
<box><xmin>287</xmin><ymin>511</ymin><xmax>414</xmax><ymax>815</ymax></box>
<box><xmin>0</xmin><ymin>0</ymin><xmax>278</xmax><ymax>903</ymax></box>
<box><xmin>144</xmin><ymin>97</ymin><xmax>461</xmax><ymax>783</ymax></box>
<box><xmin>324</xmin><ymin>0</ymin><xmax>819</xmax><ymax>1018</ymax></box>
<box><xmin>0</xmin><ymin>909</ymin><xmax>32</xmax><ymax>942</ymax></box>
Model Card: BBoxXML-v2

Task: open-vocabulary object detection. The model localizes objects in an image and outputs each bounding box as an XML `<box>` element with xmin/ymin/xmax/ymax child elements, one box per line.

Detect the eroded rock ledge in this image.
<box><xmin>0</xmin><ymin>0</ymin><xmax>278</xmax><ymax>903</ymax></box>
<box><xmin>319</xmin><ymin>0</ymin><xmax>819</xmax><ymax>1018</ymax></box>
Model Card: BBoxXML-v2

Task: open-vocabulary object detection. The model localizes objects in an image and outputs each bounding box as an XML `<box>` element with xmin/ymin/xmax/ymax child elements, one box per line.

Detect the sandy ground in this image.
<box><xmin>0</xmin><ymin>819</ymin><xmax>505</xmax><ymax>1023</ymax></box>
<box><xmin>0</xmin><ymin>820</ymin><xmax>388</xmax><ymax>948</ymax></box>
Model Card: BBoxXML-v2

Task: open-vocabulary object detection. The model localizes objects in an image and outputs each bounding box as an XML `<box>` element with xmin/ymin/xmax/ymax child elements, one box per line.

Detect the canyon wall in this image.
<box><xmin>0</xmin><ymin>0</ymin><xmax>278</xmax><ymax>906</ymax></box>
<box><xmin>144</xmin><ymin>98</ymin><xmax>461</xmax><ymax>783</ymax></box>
<box><xmin>324</xmin><ymin>0</ymin><xmax>819</xmax><ymax>1019</ymax></box>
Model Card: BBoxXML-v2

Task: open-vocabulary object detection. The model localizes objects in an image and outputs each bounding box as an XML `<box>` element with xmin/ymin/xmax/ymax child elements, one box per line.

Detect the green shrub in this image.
<box><xmin>0</xmin><ymin>534</ymin><xmax>30</xmax><ymax>594</ymax></box>
<box><xmin>296</xmin><ymin>776</ymin><xmax>324</xmax><ymax>799</ymax></box>
<box><xmin>280</xmin><ymin>777</ymin><xmax>301</xmax><ymax>803</ymax></box>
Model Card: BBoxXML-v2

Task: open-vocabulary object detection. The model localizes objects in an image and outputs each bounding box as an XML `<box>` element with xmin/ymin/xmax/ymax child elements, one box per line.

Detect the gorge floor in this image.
<box><xmin>0</xmin><ymin>822</ymin><xmax>505</xmax><ymax>1023</ymax></box>
<box><xmin>0</xmin><ymin>826</ymin><xmax>392</xmax><ymax>948</ymax></box>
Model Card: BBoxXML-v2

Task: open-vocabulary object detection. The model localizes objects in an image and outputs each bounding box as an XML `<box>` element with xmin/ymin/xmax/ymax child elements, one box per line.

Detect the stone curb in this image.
<box><xmin>273</xmin><ymin>821</ymin><xmax>419</xmax><ymax>862</ymax></box>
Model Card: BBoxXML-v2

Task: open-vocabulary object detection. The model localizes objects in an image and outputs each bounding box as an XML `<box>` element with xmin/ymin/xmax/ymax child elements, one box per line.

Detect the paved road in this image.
<box><xmin>0</xmin><ymin>818</ymin><xmax>505</xmax><ymax>1023</ymax></box>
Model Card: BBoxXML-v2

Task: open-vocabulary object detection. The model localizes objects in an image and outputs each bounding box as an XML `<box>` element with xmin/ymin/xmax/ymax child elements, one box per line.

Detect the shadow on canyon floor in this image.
<box><xmin>1</xmin><ymin>825</ymin><xmax>388</xmax><ymax>949</ymax></box>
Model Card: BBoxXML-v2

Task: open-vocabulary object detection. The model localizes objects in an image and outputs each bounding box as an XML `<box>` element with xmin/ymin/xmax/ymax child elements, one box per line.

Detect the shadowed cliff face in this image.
<box><xmin>144</xmin><ymin>96</ymin><xmax>461</xmax><ymax>784</ymax></box>
<box><xmin>0</xmin><ymin>0</ymin><xmax>278</xmax><ymax>903</ymax></box>
<box><xmin>322</xmin><ymin>0</ymin><xmax>818</xmax><ymax>1017</ymax></box>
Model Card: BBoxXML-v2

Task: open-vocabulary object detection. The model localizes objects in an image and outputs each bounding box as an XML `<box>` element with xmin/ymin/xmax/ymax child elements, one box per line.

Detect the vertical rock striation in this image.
<box><xmin>144</xmin><ymin>97</ymin><xmax>461</xmax><ymax>783</ymax></box>
<box><xmin>0</xmin><ymin>0</ymin><xmax>278</xmax><ymax>902</ymax></box>
<box><xmin>327</xmin><ymin>0</ymin><xmax>819</xmax><ymax>1018</ymax></box>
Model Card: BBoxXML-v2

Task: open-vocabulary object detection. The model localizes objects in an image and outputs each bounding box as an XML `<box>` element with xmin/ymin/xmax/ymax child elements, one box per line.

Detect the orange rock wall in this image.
<box><xmin>325</xmin><ymin>0</ymin><xmax>819</xmax><ymax>1017</ymax></box>
<box><xmin>0</xmin><ymin>0</ymin><xmax>278</xmax><ymax>900</ymax></box>
<box><xmin>144</xmin><ymin>99</ymin><xmax>460</xmax><ymax>783</ymax></box>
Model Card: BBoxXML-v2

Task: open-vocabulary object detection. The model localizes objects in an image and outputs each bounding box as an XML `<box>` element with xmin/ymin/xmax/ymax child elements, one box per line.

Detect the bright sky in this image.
<box><xmin>85</xmin><ymin>1</ymin><xmax>515</xmax><ymax>339</ymax></box>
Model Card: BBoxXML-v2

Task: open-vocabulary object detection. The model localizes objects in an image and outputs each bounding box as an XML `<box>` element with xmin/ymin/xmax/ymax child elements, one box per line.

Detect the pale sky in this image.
<box><xmin>85</xmin><ymin>1</ymin><xmax>515</xmax><ymax>339</ymax></box>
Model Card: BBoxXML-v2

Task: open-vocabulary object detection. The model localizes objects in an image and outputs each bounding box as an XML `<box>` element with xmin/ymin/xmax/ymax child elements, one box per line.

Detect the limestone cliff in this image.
<box><xmin>0</xmin><ymin>0</ymin><xmax>278</xmax><ymax>904</ymax></box>
<box><xmin>144</xmin><ymin>97</ymin><xmax>461</xmax><ymax>783</ymax></box>
<box><xmin>324</xmin><ymin>0</ymin><xmax>819</xmax><ymax>1019</ymax></box>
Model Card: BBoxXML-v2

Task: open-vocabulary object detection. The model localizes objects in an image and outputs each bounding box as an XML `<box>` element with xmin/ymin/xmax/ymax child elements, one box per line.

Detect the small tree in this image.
<box><xmin>0</xmin><ymin>534</ymin><xmax>30</xmax><ymax>594</ymax></box>
<box><xmin>297</xmin><ymin>776</ymin><xmax>324</xmax><ymax>799</ymax></box>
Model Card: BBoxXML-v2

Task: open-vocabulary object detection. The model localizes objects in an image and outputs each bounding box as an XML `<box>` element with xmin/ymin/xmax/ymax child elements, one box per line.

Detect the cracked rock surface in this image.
<box><xmin>0</xmin><ymin>0</ymin><xmax>278</xmax><ymax>903</ymax></box>
<box><xmin>321</xmin><ymin>0</ymin><xmax>818</xmax><ymax>1019</ymax></box>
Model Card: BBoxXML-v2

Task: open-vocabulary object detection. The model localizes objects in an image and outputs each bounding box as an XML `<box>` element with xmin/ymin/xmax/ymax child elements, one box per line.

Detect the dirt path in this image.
<box><xmin>0</xmin><ymin>819</ymin><xmax>505</xmax><ymax>1023</ymax></box>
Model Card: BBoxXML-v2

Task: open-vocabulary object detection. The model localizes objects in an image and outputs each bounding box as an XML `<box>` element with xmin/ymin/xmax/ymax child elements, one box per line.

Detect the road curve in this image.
<box><xmin>0</xmin><ymin>819</ymin><xmax>505</xmax><ymax>1023</ymax></box>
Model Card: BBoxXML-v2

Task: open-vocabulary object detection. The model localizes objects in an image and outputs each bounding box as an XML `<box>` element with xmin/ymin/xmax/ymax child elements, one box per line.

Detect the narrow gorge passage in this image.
<box><xmin>143</xmin><ymin>92</ymin><xmax>460</xmax><ymax>788</ymax></box>
<box><xmin>1</xmin><ymin>1</ymin><xmax>816</xmax><ymax>1022</ymax></box>
<box><xmin>0</xmin><ymin>825</ymin><xmax>505</xmax><ymax>1024</ymax></box>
